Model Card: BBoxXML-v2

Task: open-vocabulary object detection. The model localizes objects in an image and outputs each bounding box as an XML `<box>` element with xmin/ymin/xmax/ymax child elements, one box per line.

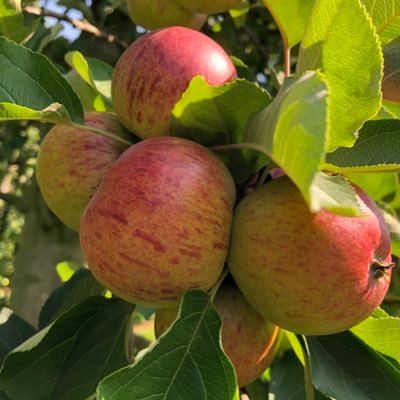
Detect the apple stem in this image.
<box><xmin>302</xmin><ymin>336</ymin><xmax>315</xmax><ymax>400</ymax></box>
<box><xmin>284</xmin><ymin>46</ymin><xmax>291</xmax><ymax>77</ymax></box>
<box><xmin>209</xmin><ymin>269</ymin><xmax>229</xmax><ymax>302</ymax></box>
<box><xmin>71</xmin><ymin>123</ymin><xmax>133</xmax><ymax>146</ymax></box>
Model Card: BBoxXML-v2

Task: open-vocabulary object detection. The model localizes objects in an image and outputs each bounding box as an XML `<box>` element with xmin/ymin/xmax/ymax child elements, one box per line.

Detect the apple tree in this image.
<box><xmin>1</xmin><ymin>1</ymin><xmax>400</xmax><ymax>399</ymax></box>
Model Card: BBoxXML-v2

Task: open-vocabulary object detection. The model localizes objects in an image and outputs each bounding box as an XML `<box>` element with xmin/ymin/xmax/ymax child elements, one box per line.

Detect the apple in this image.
<box><xmin>80</xmin><ymin>136</ymin><xmax>236</xmax><ymax>307</ymax></box>
<box><xmin>127</xmin><ymin>0</ymin><xmax>207</xmax><ymax>31</ymax></box>
<box><xmin>111</xmin><ymin>26</ymin><xmax>237</xmax><ymax>139</ymax></box>
<box><xmin>228</xmin><ymin>176</ymin><xmax>393</xmax><ymax>335</ymax></box>
<box><xmin>36</xmin><ymin>112</ymin><xmax>133</xmax><ymax>231</ymax></box>
<box><xmin>382</xmin><ymin>38</ymin><xmax>400</xmax><ymax>103</ymax></box>
<box><xmin>154</xmin><ymin>281</ymin><xmax>280</xmax><ymax>387</ymax></box>
<box><xmin>177</xmin><ymin>0</ymin><xmax>244</xmax><ymax>14</ymax></box>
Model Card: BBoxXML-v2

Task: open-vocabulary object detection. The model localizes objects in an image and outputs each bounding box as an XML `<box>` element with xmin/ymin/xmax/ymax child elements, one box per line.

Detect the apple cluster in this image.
<box><xmin>36</xmin><ymin>26</ymin><xmax>393</xmax><ymax>387</ymax></box>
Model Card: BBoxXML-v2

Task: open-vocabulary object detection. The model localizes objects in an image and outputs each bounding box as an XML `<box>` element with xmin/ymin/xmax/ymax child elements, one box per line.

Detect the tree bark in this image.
<box><xmin>10</xmin><ymin>178</ymin><xmax>84</xmax><ymax>327</ymax></box>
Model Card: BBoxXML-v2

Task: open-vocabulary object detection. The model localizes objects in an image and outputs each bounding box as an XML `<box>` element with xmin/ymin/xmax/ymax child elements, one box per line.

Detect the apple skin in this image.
<box><xmin>36</xmin><ymin>112</ymin><xmax>132</xmax><ymax>231</ymax></box>
<box><xmin>80</xmin><ymin>136</ymin><xmax>236</xmax><ymax>307</ymax></box>
<box><xmin>111</xmin><ymin>26</ymin><xmax>237</xmax><ymax>139</ymax></box>
<box><xmin>127</xmin><ymin>0</ymin><xmax>207</xmax><ymax>30</ymax></box>
<box><xmin>228</xmin><ymin>176</ymin><xmax>392</xmax><ymax>336</ymax></box>
<box><xmin>154</xmin><ymin>282</ymin><xmax>280</xmax><ymax>387</ymax></box>
<box><xmin>177</xmin><ymin>0</ymin><xmax>243</xmax><ymax>14</ymax></box>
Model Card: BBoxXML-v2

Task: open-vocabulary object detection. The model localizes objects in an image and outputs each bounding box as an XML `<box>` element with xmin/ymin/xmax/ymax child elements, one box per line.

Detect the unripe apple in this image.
<box><xmin>228</xmin><ymin>177</ymin><xmax>393</xmax><ymax>336</ymax></box>
<box><xmin>36</xmin><ymin>112</ymin><xmax>132</xmax><ymax>231</ymax></box>
<box><xmin>127</xmin><ymin>0</ymin><xmax>207</xmax><ymax>30</ymax></box>
<box><xmin>177</xmin><ymin>0</ymin><xmax>244</xmax><ymax>14</ymax></box>
<box><xmin>155</xmin><ymin>282</ymin><xmax>280</xmax><ymax>387</ymax></box>
<box><xmin>111</xmin><ymin>26</ymin><xmax>237</xmax><ymax>139</ymax></box>
<box><xmin>80</xmin><ymin>137</ymin><xmax>236</xmax><ymax>307</ymax></box>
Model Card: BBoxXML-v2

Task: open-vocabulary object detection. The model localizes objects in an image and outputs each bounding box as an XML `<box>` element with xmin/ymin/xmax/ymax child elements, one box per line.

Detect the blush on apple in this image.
<box><xmin>80</xmin><ymin>136</ymin><xmax>236</xmax><ymax>307</ymax></box>
<box><xmin>111</xmin><ymin>26</ymin><xmax>237</xmax><ymax>139</ymax></box>
<box><xmin>228</xmin><ymin>176</ymin><xmax>393</xmax><ymax>335</ymax></box>
<box><xmin>36</xmin><ymin>112</ymin><xmax>133</xmax><ymax>230</ymax></box>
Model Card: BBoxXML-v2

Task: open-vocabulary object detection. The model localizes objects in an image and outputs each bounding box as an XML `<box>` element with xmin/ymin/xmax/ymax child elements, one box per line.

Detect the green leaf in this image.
<box><xmin>0</xmin><ymin>309</ymin><xmax>36</xmax><ymax>364</ymax></box>
<box><xmin>64</xmin><ymin>69</ymin><xmax>111</xmax><ymax>112</ymax></box>
<box><xmin>0</xmin><ymin>0</ymin><xmax>39</xmax><ymax>43</ymax></box>
<box><xmin>296</xmin><ymin>0</ymin><xmax>383</xmax><ymax>151</ymax></box>
<box><xmin>344</xmin><ymin>172</ymin><xmax>397</xmax><ymax>201</ymax></box>
<box><xmin>0</xmin><ymin>297</ymin><xmax>134</xmax><ymax>400</ymax></box>
<box><xmin>172</xmin><ymin>77</ymin><xmax>271</xmax><ymax>146</ymax></box>
<box><xmin>39</xmin><ymin>268</ymin><xmax>104</xmax><ymax>329</ymax></box>
<box><xmin>172</xmin><ymin>77</ymin><xmax>271</xmax><ymax>183</ymax></box>
<box><xmin>361</xmin><ymin>0</ymin><xmax>400</xmax><ymax>46</ymax></box>
<box><xmin>262</xmin><ymin>0</ymin><xmax>314</xmax><ymax>48</ymax></box>
<box><xmin>325</xmin><ymin>120</ymin><xmax>400</xmax><ymax>172</ymax></box>
<box><xmin>0</xmin><ymin>36</ymin><xmax>83</xmax><ymax>124</ymax></box>
<box><xmin>24</xmin><ymin>22</ymin><xmax>64</xmax><ymax>52</ymax></box>
<box><xmin>65</xmin><ymin>51</ymin><xmax>113</xmax><ymax>102</ymax></box>
<box><xmin>384</xmin><ymin>101</ymin><xmax>400</xmax><ymax>119</ymax></box>
<box><xmin>351</xmin><ymin>317</ymin><xmax>400</xmax><ymax>362</ymax></box>
<box><xmin>307</xmin><ymin>332</ymin><xmax>400</xmax><ymax>400</ymax></box>
<box><xmin>244</xmin><ymin>72</ymin><xmax>328</xmax><ymax>207</ymax></box>
<box><xmin>97</xmin><ymin>291</ymin><xmax>239</xmax><ymax>400</ymax></box>
<box><xmin>269</xmin><ymin>352</ymin><xmax>330</xmax><ymax>400</ymax></box>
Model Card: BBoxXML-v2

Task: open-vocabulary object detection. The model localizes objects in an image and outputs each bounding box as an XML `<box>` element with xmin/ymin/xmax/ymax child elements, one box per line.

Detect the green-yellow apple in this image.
<box><xmin>80</xmin><ymin>136</ymin><xmax>236</xmax><ymax>307</ymax></box>
<box><xmin>111</xmin><ymin>26</ymin><xmax>237</xmax><ymax>139</ymax></box>
<box><xmin>36</xmin><ymin>112</ymin><xmax>133</xmax><ymax>231</ymax></box>
<box><xmin>228</xmin><ymin>176</ymin><xmax>393</xmax><ymax>336</ymax></box>
<box><xmin>177</xmin><ymin>0</ymin><xmax>243</xmax><ymax>14</ymax></box>
<box><xmin>382</xmin><ymin>38</ymin><xmax>400</xmax><ymax>103</ymax></box>
<box><xmin>127</xmin><ymin>0</ymin><xmax>207</xmax><ymax>30</ymax></box>
<box><xmin>154</xmin><ymin>282</ymin><xmax>280</xmax><ymax>387</ymax></box>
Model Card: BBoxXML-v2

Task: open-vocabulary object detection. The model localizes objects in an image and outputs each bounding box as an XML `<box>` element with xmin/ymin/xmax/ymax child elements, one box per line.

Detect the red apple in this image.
<box><xmin>127</xmin><ymin>0</ymin><xmax>207</xmax><ymax>30</ymax></box>
<box><xmin>228</xmin><ymin>176</ymin><xmax>393</xmax><ymax>335</ymax></box>
<box><xmin>80</xmin><ymin>136</ymin><xmax>236</xmax><ymax>307</ymax></box>
<box><xmin>155</xmin><ymin>282</ymin><xmax>280</xmax><ymax>387</ymax></box>
<box><xmin>177</xmin><ymin>0</ymin><xmax>244</xmax><ymax>14</ymax></box>
<box><xmin>36</xmin><ymin>112</ymin><xmax>132</xmax><ymax>231</ymax></box>
<box><xmin>111</xmin><ymin>26</ymin><xmax>237</xmax><ymax>139</ymax></box>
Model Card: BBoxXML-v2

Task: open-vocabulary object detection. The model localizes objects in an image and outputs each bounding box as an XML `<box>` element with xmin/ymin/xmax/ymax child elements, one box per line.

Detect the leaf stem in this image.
<box><xmin>71</xmin><ymin>123</ymin><xmax>133</xmax><ymax>147</ymax></box>
<box><xmin>284</xmin><ymin>46</ymin><xmax>291</xmax><ymax>77</ymax></box>
<box><xmin>302</xmin><ymin>336</ymin><xmax>315</xmax><ymax>400</ymax></box>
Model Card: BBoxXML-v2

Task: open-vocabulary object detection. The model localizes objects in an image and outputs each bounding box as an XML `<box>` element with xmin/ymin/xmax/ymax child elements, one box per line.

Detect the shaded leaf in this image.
<box><xmin>325</xmin><ymin>120</ymin><xmax>400</xmax><ymax>172</ymax></box>
<box><xmin>0</xmin><ymin>309</ymin><xmax>36</xmax><ymax>364</ymax></box>
<box><xmin>39</xmin><ymin>268</ymin><xmax>104</xmax><ymax>329</ymax></box>
<box><xmin>0</xmin><ymin>297</ymin><xmax>133</xmax><ymax>400</ymax></box>
<box><xmin>307</xmin><ymin>332</ymin><xmax>400</xmax><ymax>400</ymax></box>
<box><xmin>0</xmin><ymin>36</ymin><xmax>83</xmax><ymax>124</ymax></box>
<box><xmin>97</xmin><ymin>291</ymin><xmax>239</xmax><ymax>400</ymax></box>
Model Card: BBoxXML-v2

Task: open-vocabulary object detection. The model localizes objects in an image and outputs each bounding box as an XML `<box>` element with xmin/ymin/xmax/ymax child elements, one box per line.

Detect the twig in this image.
<box><xmin>0</xmin><ymin>192</ymin><xmax>26</xmax><ymax>211</ymax></box>
<box><xmin>24</xmin><ymin>6</ymin><xmax>128</xmax><ymax>49</ymax></box>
